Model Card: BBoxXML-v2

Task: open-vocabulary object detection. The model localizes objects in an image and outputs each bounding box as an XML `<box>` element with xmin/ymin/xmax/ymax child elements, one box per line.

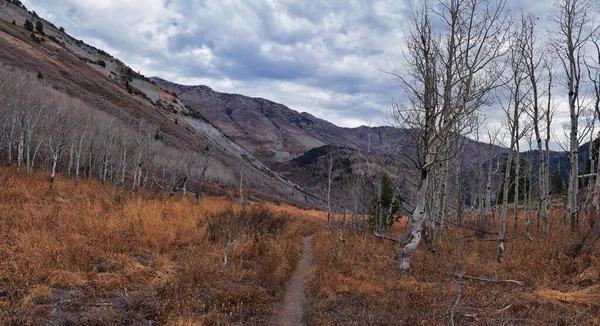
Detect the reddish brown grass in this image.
<box><xmin>307</xmin><ymin>211</ymin><xmax>600</xmax><ymax>325</ymax></box>
<box><xmin>0</xmin><ymin>167</ymin><xmax>325</xmax><ymax>325</ymax></box>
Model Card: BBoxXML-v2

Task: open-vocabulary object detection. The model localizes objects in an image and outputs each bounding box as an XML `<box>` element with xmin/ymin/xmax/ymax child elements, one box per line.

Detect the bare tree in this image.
<box><xmin>550</xmin><ymin>0</ymin><xmax>600</xmax><ymax>232</ymax></box>
<box><xmin>45</xmin><ymin>98</ymin><xmax>74</xmax><ymax>186</ymax></box>
<box><xmin>320</xmin><ymin>148</ymin><xmax>339</xmax><ymax>230</ymax></box>
<box><xmin>389</xmin><ymin>0</ymin><xmax>508</xmax><ymax>270</ymax></box>
<box><xmin>522</xmin><ymin>12</ymin><xmax>551</xmax><ymax>235</ymax></box>
<box><xmin>195</xmin><ymin>145</ymin><xmax>212</xmax><ymax>204</ymax></box>
<box><xmin>497</xmin><ymin>23</ymin><xmax>529</xmax><ymax>262</ymax></box>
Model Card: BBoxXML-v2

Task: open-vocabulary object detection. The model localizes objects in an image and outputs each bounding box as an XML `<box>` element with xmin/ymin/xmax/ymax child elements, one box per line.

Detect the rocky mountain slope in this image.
<box><xmin>152</xmin><ymin>78</ymin><xmax>397</xmax><ymax>164</ymax></box>
<box><xmin>0</xmin><ymin>0</ymin><xmax>314</xmax><ymax>205</ymax></box>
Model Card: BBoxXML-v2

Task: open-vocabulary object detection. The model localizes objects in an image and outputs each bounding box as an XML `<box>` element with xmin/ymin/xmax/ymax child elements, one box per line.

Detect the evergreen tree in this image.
<box><xmin>368</xmin><ymin>171</ymin><xmax>400</xmax><ymax>232</ymax></box>
<box><xmin>549</xmin><ymin>169</ymin><xmax>566</xmax><ymax>196</ymax></box>
<box><xmin>23</xmin><ymin>19</ymin><xmax>33</xmax><ymax>32</ymax></box>
<box><xmin>35</xmin><ymin>21</ymin><xmax>44</xmax><ymax>35</ymax></box>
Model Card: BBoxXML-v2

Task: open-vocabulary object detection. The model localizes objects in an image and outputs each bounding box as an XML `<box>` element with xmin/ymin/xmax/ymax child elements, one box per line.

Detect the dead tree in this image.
<box><xmin>389</xmin><ymin>0</ymin><xmax>508</xmax><ymax>271</ymax></box>
<box><xmin>320</xmin><ymin>148</ymin><xmax>339</xmax><ymax>230</ymax></box>
<box><xmin>195</xmin><ymin>146</ymin><xmax>212</xmax><ymax>204</ymax></box>
<box><xmin>550</xmin><ymin>0</ymin><xmax>600</xmax><ymax>232</ymax></box>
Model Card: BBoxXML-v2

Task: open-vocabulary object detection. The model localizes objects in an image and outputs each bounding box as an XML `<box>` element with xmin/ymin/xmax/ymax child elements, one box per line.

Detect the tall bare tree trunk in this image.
<box><xmin>399</xmin><ymin>171</ymin><xmax>428</xmax><ymax>271</ymax></box>
<box><xmin>514</xmin><ymin>142</ymin><xmax>520</xmax><ymax>229</ymax></box>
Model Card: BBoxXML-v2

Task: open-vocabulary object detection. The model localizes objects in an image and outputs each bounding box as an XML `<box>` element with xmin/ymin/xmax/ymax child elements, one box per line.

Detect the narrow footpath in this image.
<box><xmin>268</xmin><ymin>235</ymin><xmax>314</xmax><ymax>326</ymax></box>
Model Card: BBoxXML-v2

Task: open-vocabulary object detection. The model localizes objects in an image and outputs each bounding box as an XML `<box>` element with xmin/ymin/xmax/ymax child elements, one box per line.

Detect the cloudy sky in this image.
<box><xmin>20</xmin><ymin>0</ymin><xmax>580</xmax><ymax>146</ymax></box>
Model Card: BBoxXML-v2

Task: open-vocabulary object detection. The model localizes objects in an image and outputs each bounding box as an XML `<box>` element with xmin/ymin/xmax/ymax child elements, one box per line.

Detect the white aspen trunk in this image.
<box><xmin>569</xmin><ymin>113</ymin><xmax>579</xmax><ymax>231</ymax></box>
<box><xmin>120</xmin><ymin>145</ymin><xmax>127</xmax><ymax>190</ymax></box>
<box><xmin>16</xmin><ymin>129</ymin><xmax>24</xmax><ymax>170</ymax></box>
<box><xmin>75</xmin><ymin>150</ymin><xmax>81</xmax><ymax>181</ymax></box>
<box><xmin>67</xmin><ymin>140</ymin><xmax>75</xmax><ymax>177</ymax></box>
<box><xmin>543</xmin><ymin>70</ymin><xmax>553</xmax><ymax>235</ymax></box>
<box><xmin>327</xmin><ymin>154</ymin><xmax>333</xmax><ymax>230</ymax></box>
<box><xmin>498</xmin><ymin>144</ymin><xmax>513</xmax><ymax>263</ymax></box>
<box><xmin>195</xmin><ymin>179</ymin><xmax>205</xmax><ymax>204</ymax></box>
<box><xmin>499</xmin><ymin>105</ymin><xmax>518</xmax><ymax>262</ymax></box>
<box><xmin>239</xmin><ymin>168</ymin><xmax>245</xmax><ymax>212</ymax></box>
<box><xmin>593</xmin><ymin>150</ymin><xmax>600</xmax><ymax>212</ymax></box>
<box><xmin>101</xmin><ymin>154</ymin><xmax>108</xmax><ymax>184</ymax></box>
<box><xmin>25</xmin><ymin>137</ymin><xmax>32</xmax><ymax>175</ymax></box>
<box><xmin>537</xmin><ymin>139</ymin><xmax>549</xmax><ymax>235</ymax></box>
<box><xmin>6</xmin><ymin>119</ymin><xmax>14</xmax><ymax>166</ymax></box>
<box><xmin>435</xmin><ymin>159</ymin><xmax>449</xmax><ymax>245</ymax></box>
<box><xmin>526</xmin><ymin>179</ymin><xmax>532</xmax><ymax>241</ymax></box>
<box><xmin>484</xmin><ymin>146</ymin><xmax>494</xmax><ymax>217</ymax></box>
<box><xmin>399</xmin><ymin>172</ymin><xmax>428</xmax><ymax>271</ymax></box>
<box><xmin>455</xmin><ymin>162</ymin><xmax>462</xmax><ymax>224</ymax></box>
<box><xmin>30</xmin><ymin>141</ymin><xmax>41</xmax><ymax>171</ymax></box>
<box><xmin>50</xmin><ymin>152</ymin><xmax>58</xmax><ymax>186</ymax></box>
<box><xmin>513</xmin><ymin>146</ymin><xmax>520</xmax><ymax>229</ymax></box>
<box><xmin>470</xmin><ymin>204</ymin><xmax>475</xmax><ymax>222</ymax></box>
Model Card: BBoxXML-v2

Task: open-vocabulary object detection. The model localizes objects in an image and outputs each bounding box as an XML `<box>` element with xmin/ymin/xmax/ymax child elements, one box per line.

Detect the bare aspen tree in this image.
<box><xmin>498</xmin><ymin>16</ymin><xmax>531</xmax><ymax>262</ymax></box>
<box><xmin>116</xmin><ymin>127</ymin><xmax>131</xmax><ymax>190</ymax></box>
<box><xmin>195</xmin><ymin>145</ymin><xmax>212</xmax><ymax>204</ymax></box>
<box><xmin>526</xmin><ymin>135</ymin><xmax>535</xmax><ymax>241</ymax></box>
<box><xmin>551</xmin><ymin>0</ymin><xmax>600</xmax><ymax>232</ymax></box>
<box><xmin>484</xmin><ymin>130</ymin><xmax>501</xmax><ymax>219</ymax></box>
<box><xmin>588</xmin><ymin>38</ymin><xmax>600</xmax><ymax>216</ymax></box>
<box><xmin>390</xmin><ymin>0</ymin><xmax>508</xmax><ymax>270</ymax></box>
<box><xmin>522</xmin><ymin>12</ymin><xmax>551</xmax><ymax>235</ymax></box>
<box><xmin>45</xmin><ymin>99</ymin><xmax>73</xmax><ymax>186</ymax></box>
<box><xmin>74</xmin><ymin>114</ymin><xmax>91</xmax><ymax>182</ymax></box>
<box><xmin>239</xmin><ymin>163</ymin><xmax>246</xmax><ymax>212</ymax></box>
<box><xmin>131</xmin><ymin>121</ymin><xmax>152</xmax><ymax>191</ymax></box>
<box><xmin>321</xmin><ymin>148</ymin><xmax>338</xmax><ymax>230</ymax></box>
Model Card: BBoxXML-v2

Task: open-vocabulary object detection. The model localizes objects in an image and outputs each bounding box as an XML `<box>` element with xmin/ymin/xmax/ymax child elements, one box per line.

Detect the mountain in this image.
<box><xmin>0</xmin><ymin>0</ymin><xmax>315</xmax><ymax>206</ymax></box>
<box><xmin>152</xmin><ymin>78</ymin><xmax>395</xmax><ymax>164</ymax></box>
<box><xmin>0</xmin><ymin>1</ymin><xmax>513</xmax><ymax>211</ymax></box>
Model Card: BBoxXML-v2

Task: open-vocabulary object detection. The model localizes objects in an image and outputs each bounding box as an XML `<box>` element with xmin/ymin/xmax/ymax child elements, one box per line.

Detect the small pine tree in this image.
<box><xmin>549</xmin><ymin>169</ymin><xmax>566</xmax><ymax>196</ymax></box>
<box><xmin>35</xmin><ymin>21</ymin><xmax>44</xmax><ymax>35</ymax></box>
<box><xmin>59</xmin><ymin>26</ymin><xmax>65</xmax><ymax>33</ymax></box>
<box><xmin>367</xmin><ymin>171</ymin><xmax>400</xmax><ymax>232</ymax></box>
<box><xmin>24</xmin><ymin>19</ymin><xmax>34</xmax><ymax>32</ymax></box>
<box><xmin>37</xmin><ymin>71</ymin><xmax>43</xmax><ymax>79</ymax></box>
<box><xmin>12</xmin><ymin>20</ymin><xmax>16</xmax><ymax>26</ymax></box>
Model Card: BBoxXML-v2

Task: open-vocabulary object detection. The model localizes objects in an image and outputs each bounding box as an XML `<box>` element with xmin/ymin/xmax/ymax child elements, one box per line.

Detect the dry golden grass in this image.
<box><xmin>307</xmin><ymin>211</ymin><xmax>600</xmax><ymax>325</ymax></box>
<box><xmin>0</xmin><ymin>167</ymin><xmax>325</xmax><ymax>325</ymax></box>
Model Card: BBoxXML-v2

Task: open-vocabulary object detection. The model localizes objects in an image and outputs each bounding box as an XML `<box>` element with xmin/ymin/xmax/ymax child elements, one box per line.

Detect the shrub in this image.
<box><xmin>59</xmin><ymin>26</ymin><xmax>65</xmax><ymax>33</ymax></box>
<box><xmin>12</xmin><ymin>19</ymin><xmax>16</xmax><ymax>26</ymax></box>
<box><xmin>24</xmin><ymin>19</ymin><xmax>34</xmax><ymax>32</ymax></box>
<box><xmin>35</xmin><ymin>21</ymin><xmax>44</xmax><ymax>35</ymax></box>
<box><xmin>205</xmin><ymin>205</ymin><xmax>290</xmax><ymax>243</ymax></box>
<box><xmin>96</xmin><ymin>60</ymin><xmax>106</xmax><ymax>68</ymax></box>
<box><xmin>30</xmin><ymin>32</ymin><xmax>41</xmax><ymax>44</ymax></box>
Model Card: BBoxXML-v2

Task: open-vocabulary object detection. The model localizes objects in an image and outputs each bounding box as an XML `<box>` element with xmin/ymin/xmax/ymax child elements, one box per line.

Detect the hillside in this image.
<box><xmin>0</xmin><ymin>0</ymin><xmax>314</xmax><ymax>206</ymax></box>
<box><xmin>152</xmin><ymin>77</ymin><xmax>396</xmax><ymax>164</ymax></box>
<box><xmin>0</xmin><ymin>1</ymin><xmax>514</xmax><ymax>213</ymax></box>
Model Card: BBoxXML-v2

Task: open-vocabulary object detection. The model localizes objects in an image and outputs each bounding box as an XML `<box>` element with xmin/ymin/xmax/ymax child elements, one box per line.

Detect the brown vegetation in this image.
<box><xmin>307</xmin><ymin>212</ymin><xmax>600</xmax><ymax>325</ymax></box>
<box><xmin>0</xmin><ymin>167</ymin><xmax>324</xmax><ymax>325</ymax></box>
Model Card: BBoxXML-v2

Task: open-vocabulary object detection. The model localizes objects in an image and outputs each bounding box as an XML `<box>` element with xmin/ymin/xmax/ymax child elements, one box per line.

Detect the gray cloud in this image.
<box><xmin>21</xmin><ymin>0</ymin><xmax>406</xmax><ymax>127</ymax></box>
<box><xmin>22</xmin><ymin>0</ymin><xmax>577</xmax><ymax>137</ymax></box>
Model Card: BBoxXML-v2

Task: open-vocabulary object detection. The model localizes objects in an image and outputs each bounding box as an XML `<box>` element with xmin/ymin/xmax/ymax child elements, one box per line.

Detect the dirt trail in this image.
<box><xmin>269</xmin><ymin>235</ymin><xmax>314</xmax><ymax>326</ymax></box>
